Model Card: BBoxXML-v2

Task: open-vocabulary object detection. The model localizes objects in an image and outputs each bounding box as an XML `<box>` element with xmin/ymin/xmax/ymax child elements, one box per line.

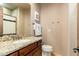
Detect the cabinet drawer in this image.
<box><xmin>19</xmin><ymin>42</ymin><xmax>37</xmax><ymax>56</ymax></box>
<box><xmin>8</xmin><ymin>51</ymin><xmax>18</xmax><ymax>56</ymax></box>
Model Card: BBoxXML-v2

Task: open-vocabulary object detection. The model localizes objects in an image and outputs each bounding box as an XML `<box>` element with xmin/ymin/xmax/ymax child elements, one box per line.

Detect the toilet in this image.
<box><xmin>42</xmin><ymin>45</ymin><xmax>53</xmax><ymax>56</ymax></box>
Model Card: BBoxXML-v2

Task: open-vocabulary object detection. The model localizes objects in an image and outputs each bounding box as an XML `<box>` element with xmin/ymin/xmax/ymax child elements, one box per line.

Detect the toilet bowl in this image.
<box><xmin>42</xmin><ymin>45</ymin><xmax>53</xmax><ymax>56</ymax></box>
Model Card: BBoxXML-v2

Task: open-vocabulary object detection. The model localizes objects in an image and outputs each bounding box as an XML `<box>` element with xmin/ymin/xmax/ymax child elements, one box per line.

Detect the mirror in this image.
<box><xmin>1</xmin><ymin>3</ymin><xmax>31</xmax><ymax>37</ymax></box>
<box><xmin>3</xmin><ymin>4</ymin><xmax>17</xmax><ymax>35</ymax></box>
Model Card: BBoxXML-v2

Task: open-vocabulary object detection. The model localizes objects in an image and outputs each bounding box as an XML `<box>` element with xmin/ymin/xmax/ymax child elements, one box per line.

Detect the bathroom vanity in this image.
<box><xmin>0</xmin><ymin>37</ymin><xmax>42</xmax><ymax>56</ymax></box>
<box><xmin>7</xmin><ymin>40</ymin><xmax>42</xmax><ymax>56</ymax></box>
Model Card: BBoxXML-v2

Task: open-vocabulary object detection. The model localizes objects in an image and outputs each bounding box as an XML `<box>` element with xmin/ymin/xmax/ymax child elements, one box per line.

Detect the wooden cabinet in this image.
<box><xmin>27</xmin><ymin>44</ymin><xmax>42</xmax><ymax>56</ymax></box>
<box><xmin>32</xmin><ymin>46</ymin><xmax>42</xmax><ymax>56</ymax></box>
<box><xmin>7</xmin><ymin>40</ymin><xmax>42</xmax><ymax>56</ymax></box>
<box><xmin>8</xmin><ymin>51</ymin><xmax>18</xmax><ymax>56</ymax></box>
<box><xmin>19</xmin><ymin>42</ymin><xmax>37</xmax><ymax>56</ymax></box>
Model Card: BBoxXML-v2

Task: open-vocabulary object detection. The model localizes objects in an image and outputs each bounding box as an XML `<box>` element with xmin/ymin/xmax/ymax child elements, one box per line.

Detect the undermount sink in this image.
<box><xmin>13</xmin><ymin>39</ymin><xmax>31</xmax><ymax>44</ymax></box>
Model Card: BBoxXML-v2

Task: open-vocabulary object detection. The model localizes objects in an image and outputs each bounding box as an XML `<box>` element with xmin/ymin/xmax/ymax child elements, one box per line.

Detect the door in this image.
<box><xmin>77</xmin><ymin>3</ymin><xmax>79</xmax><ymax>56</ymax></box>
<box><xmin>0</xmin><ymin>6</ymin><xmax>3</xmax><ymax>35</ymax></box>
<box><xmin>68</xmin><ymin>4</ymin><xmax>77</xmax><ymax>56</ymax></box>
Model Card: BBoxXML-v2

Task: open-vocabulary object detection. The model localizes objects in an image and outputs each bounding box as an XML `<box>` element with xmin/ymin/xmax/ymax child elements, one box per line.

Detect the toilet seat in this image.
<box><xmin>42</xmin><ymin>45</ymin><xmax>53</xmax><ymax>52</ymax></box>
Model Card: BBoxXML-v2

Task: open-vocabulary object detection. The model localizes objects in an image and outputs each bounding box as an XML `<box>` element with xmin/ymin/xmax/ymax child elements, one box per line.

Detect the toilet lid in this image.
<box><xmin>42</xmin><ymin>45</ymin><xmax>53</xmax><ymax>52</ymax></box>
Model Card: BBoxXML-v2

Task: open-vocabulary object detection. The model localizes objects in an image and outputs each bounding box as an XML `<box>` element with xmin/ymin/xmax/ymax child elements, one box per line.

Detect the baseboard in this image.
<box><xmin>52</xmin><ymin>52</ymin><xmax>62</xmax><ymax>56</ymax></box>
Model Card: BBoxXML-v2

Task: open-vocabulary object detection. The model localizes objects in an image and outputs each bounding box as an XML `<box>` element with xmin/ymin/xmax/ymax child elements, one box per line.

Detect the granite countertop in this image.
<box><xmin>0</xmin><ymin>36</ymin><xmax>42</xmax><ymax>56</ymax></box>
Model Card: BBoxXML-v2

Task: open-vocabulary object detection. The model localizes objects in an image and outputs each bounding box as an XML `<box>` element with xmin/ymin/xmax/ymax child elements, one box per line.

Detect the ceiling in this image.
<box><xmin>3</xmin><ymin>3</ymin><xmax>30</xmax><ymax>10</ymax></box>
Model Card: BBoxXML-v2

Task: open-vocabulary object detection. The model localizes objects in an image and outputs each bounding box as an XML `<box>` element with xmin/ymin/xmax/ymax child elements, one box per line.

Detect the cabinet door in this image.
<box><xmin>0</xmin><ymin>6</ymin><xmax>3</xmax><ymax>35</ymax></box>
<box><xmin>8</xmin><ymin>51</ymin><xmax>18</xmax><ymax>56</ymax></box>
<box><xmin>33</xmin><ymin>46</ymin><xmax>42</xmax><ymax>56</ymax></box>
<box><xmin>27</xmin><ymin>46</ymin><xmax>42</xmax><ymax>56</ymax></box>
<box><xmin>26</xmin><ymin>52</ymin><xmax>33</xmax><ymax>56</ymax></box>
<box><xmin>19</xmin><ymin>42</ymin><xmax>37</xmax><ymax>56</ymax></box>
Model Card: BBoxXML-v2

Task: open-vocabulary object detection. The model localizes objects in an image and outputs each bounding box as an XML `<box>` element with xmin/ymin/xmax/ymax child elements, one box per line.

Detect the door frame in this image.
<box><xmin>68</xmin><ymin>3</ymin><xmax>77</xmax><ymax>56</ymax></box>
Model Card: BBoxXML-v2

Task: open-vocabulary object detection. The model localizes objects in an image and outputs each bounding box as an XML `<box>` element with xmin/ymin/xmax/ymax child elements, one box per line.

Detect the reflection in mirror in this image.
<box><xmin>1</xmin><ymin>3</ymin><xmax>31</xmax><ymax>38</ymax></box>
<box><xmin>3</xmin><ymin>14</ymin><xmax>17</xmax><ymax>35</ymax></box>
<box><xmin>2</xmin><ymin>4</ymin><xmax>17</xmax><ymax>35</ymax></box>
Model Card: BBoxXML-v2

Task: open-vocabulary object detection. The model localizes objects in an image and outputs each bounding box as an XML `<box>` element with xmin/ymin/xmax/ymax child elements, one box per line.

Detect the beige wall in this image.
<box><xmin>17</xmin><ymin>8</ymin><xmax>25</xmax><ymax>36</ymax></box>
<box><xmin>24</xmin><ymin>8</ymin><xmax>31</xmax><ymax>36</ymax></box>
<box><xmin>40</xmin><ymin>3</ymin><xmax>69</xmax><ymax>55</ymax></box>
<box><xmin>17</xmin><ymin>7</ymin><xmax>31</xmax><ymax>37</ymax></box>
